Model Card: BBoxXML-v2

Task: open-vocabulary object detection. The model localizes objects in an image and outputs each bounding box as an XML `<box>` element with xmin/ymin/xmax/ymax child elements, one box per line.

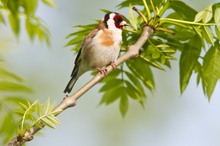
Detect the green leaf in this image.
<box><xmin>156</xmin><ymin>44</ymin><xmax>169</xmax><ymax>48</ymax></box>
<box><xmin>117</xmin><ymin>0</ymin><xmax>143</xmax><ymax>9</ymax></box>
<box><xmin>0</xmin><ymin>13</ymin><xmax>5</xmax><ymax>24</ymax></box>
<box><xmin>215</xmin><ymin>25</ymin><xmax>220</xmax><ymax>40</ymax></box>
<box><xmin>128</xmin><ymin>3</ymin><xmax>138</xmax><ymax>30</ymax></box>
<box><xmin>194</xmin><ymin>10</ymin><xmax>205</xmax><ymax>22</ymax></box>
<box><xmin>99</xmin><ymin>9</ymin><xmax>111</xmax><ymax>14</ymax></box>
<box><xmin>4</xmin><ymin>96</ymin><xmax>27</xmax><ymax>105</ymax></box>
<box><xmin>161</xmin><ymin>47</ymin><xmax>176</xmax><ymax>53</ymax></box>
<box><xmin>99</xmin><ymin>89</ymin><xmax>120</xmax><ymax>105</ymax></box>
<box><xmin>179</xmin><ymin>36</ymin><xmax>202</xmax><ymax>93</ymax></box>
<box><xmin>202</xmin><ymin>26</ymin><xmax>214</xmax><ymax>45</ymax></box>
<box><xmin>214</xmin><ymin>7</ymin><xmax>220</xmax><ymax>23</ymax></box>
<box><xmin>23</xmin><ymin>0</ymin><xmax>38</xmax><ymax>15</ymax></box>
<box><xmin>120</xmin><ymin>94</ymin><xmax>128</xmax><ymax>117</ymax></box>
<box><xmin>127</xmin><ymin>58</ymin><xmax>155</xmax><ymax>90</ymax></box>
<box><xmin>8</xmin><ymin>13</ymin><xmax>20</xmax><ymax>36</ymax></box>
<box><xmin>0</xmin><ymin>81</ymin><xmax>32</xmax><ymax>93</ymax></box>
<box><xmin>125</xmin><ymin>71</ymin><xmax>145</xmax><ymax>97</ymax></box>
<box><xmin>18</xmin><ymin>102</ymin><xmax>28</xmax><ymax>111</ymax></box>
<box><xmin>141</xmin><ymin>56</ymin><xmax>164</xmax><ymax>70</ymax></box>
<box><xmin>51</xmin><ymin>109</ymin><xmax>63</xmax><ymax>116</ymax></box>
<box><xmin>0</xmin><ymin>114</ymin><xmax>17</xmax><ymax>144</ymax></box>
<box><xmin>202</xmin><ymin>5</ymin><xmax>212</xmax><ymax>23</ymax></box>
<box><xmin>99</xmin><ymin>79</ymin><xmax>122</xmax><ymax>92</ymax></box>
<box><xmin>203</xmin><ymin>41</ymin><xmax>220</xmax><ymax>99</ymax></box>
<box><xmin>41</xmin><ymin>117</ymin><xmax>56</xmax><ymax>128</ymax></box>
<box><xmin>169</xmin><ymin>1</ymin><xmax>197</xmax><ymax>21</ymax></box>
<box><xmin>41</xmin><ymin>0</ymin><xmax>56</xmax><ymax>8</ymax></box>
<box><xmin>46</xmin><ymin>115</ymin><xmax>60</xmax><ymax>125</ymax></box>
<box><xmin>0</xmin><ymin>68</ymin><xmax>23</xmax><ymax>82</ymax></box>
<box><xmin>25</xmin><ymin>18</ymin><xmax>35</xmax><ymax>40</ymax></box>
<box><xmin>124</xmin><ymin>81</ymin><xmax>144</xmax><ymax>105</ymax></box>
<box><xmin>44</xmin><ymin>98</ymin><xmax>51</xmax><ymax>114</ymax></box>
<box><xmin>193</xmin><ymin>26</ymin><xmax>202</xmax><ymax>37</ymax></box>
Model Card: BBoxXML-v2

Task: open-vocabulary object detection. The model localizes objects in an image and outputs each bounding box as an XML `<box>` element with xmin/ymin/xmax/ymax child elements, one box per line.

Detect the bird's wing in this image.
<box><xmin>71</xmin><ymin>26</ymin><xmax>100</xmax><ymax>77</ymax></box>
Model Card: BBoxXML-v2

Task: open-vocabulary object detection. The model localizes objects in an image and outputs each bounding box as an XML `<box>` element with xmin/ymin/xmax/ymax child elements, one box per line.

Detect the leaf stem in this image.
<box><xmin>142</xmin><ymin>0</ymin><xmax>151</xmax><ymax>20</ymax></box>
<box><xmin>150</xmin><ymin>0</ymin><xmax>156</xmax><ymax>16</ymax></box>
<box><xmin>158</xmin><ymin>0</ymin><xmax>170</xmax><ymax>17</ymax></box>
<box><xmin>160</xmin><ymin>18</ymin><xmax>216</xmax><ymax>26</ymax></box>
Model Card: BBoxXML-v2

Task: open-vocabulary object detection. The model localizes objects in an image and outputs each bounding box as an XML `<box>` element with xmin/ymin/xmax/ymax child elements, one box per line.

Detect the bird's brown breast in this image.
<box><xmin>98</xmin><ymin>29</ymin><xmax>114</xmax><ymax>47</ymax></box>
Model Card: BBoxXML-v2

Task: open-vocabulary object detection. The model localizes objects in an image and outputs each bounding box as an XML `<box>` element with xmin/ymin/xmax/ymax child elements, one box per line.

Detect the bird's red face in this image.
<box><xmin>113</xmin><ymin>14</ymin><xmax>127</xmax><ymax>30</ymax></box>
<box><xmin>104</xmin><ymin>12</ymin><xmax>128</xmax><ymax>30</ymax></box>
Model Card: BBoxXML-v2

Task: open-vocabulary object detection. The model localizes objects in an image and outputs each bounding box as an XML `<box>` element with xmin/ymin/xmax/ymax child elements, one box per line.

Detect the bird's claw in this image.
<box><xmin>96</xmin><ymin>67</ymin><xmax>107</xmax><ymax>76</ymax></box>
<box><xmin>110</xmin><ymin>62</ymin><xmax>117</xmax><ymax>69</ymax></box>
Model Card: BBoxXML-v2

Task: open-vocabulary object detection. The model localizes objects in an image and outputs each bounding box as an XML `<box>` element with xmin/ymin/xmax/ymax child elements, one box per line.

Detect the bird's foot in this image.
<box><xmin>110</xmin><ymin>62</ymin><xmax>117</xmax><ymax>69</ymax></box>
<box><xmin>96</xmin><ymin>67</ymin><xmax>107</xmax><ymax>76</ymax></box>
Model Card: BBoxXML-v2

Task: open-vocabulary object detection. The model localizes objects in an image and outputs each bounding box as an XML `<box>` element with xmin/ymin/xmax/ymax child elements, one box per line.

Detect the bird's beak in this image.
<box><xmin>120</xmin><ymin>21</ymin><xmax>129</xmax><ymax>27</ymax></box>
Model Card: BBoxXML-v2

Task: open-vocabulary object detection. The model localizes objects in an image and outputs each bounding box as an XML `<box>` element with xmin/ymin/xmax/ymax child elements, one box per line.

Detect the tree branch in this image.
<box><xmin>7</xmin><ymin>25</ymin><xmax>154</xmax><ymax>146</ymax></box>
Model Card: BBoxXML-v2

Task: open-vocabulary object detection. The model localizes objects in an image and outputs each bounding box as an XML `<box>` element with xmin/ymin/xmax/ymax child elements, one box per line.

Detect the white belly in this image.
<box><xmin>81</xmin><ymin>30</ymin><xmax>122</xmax><ymax>69</ymax></box>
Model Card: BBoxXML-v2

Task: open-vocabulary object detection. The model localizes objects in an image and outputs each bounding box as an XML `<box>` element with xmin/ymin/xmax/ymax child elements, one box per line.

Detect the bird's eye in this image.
<box><xmin>115</xmin><ymin>18</ymin><xmax>122</xmax><ymax>23</ymax></box>
<box><xmin>114</xmin><ymin>14</ymin><xmax>123</xmax><ymax>23</ymax></box>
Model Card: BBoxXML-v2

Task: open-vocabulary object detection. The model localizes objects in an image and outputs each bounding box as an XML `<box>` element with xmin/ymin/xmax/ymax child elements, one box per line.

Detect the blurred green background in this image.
<box><xmin>1</xmin><ymin>0</ymin><xmax>220</xmax><ymax>146</ymax></box>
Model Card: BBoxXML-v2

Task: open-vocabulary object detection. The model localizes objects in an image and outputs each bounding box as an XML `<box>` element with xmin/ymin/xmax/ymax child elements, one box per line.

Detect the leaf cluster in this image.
<box><xmin>0</xmin><ymin>0</ymin><xmax>56</xmax><ymax>144</ymax></box>
<box><xmin>16</xmin><ymin>98</ymin><xmax>62</xmax><ymax>137</ymax></box>
<box><xmin>0</xmin><ymin>67</ymin><xmax>32</xmax><ymax>145</ymax></box>
<box><xmin>66</xmin><ymin>0</ymin><xmax>220</xmax><ymax>115</ymax></box>
<box><xmin>0</xmin><ymin>0</ymin><xmax>55</xmax><ymax>45</ymax></box>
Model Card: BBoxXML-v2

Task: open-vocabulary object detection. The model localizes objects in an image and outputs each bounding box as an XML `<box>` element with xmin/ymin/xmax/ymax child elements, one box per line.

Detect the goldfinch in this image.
<box><xmin>64</xmin><ymin>12</ymin><xmax>128</xmax><ymax>94</ymax></box>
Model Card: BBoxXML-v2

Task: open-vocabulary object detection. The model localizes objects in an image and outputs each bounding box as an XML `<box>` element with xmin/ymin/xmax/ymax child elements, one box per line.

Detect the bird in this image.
<box><xmin>64</xmin><ymin>12</ymin><xmax>128</xmax><ymax>94</ymax></box>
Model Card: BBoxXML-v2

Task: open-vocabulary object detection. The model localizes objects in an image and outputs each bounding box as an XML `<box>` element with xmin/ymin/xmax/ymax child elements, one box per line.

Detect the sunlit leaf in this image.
<box><xmin>128</xmin><ymin>3</ymin><xmax>138</xmax><ymax>30</ymax></box>
<box><xmin>0</xmin><ymin>68</ymin><xmax>23</xmax><ymax>82</ymax></box>
<box><xmin>193</xmin><ymin>26</ymin><xmax>202</xmax><ymax>37</ymax></box>
<box><xmin>127</xmin><ymin>58</ymin><xmax>155</xmax><ymax>90</ymax></box>
<box><xmin>202</xmin><ymin>5</ymin><xmax>212</xmax><ymax>23</ymax></box>
<box><xmin>179</xmin><ymin>36</ymin><xmax>202</xmax><ymax>93</ymax></box>
<box><xmin>41</xmin><ymin>117</ymin><xmax>56</xmax><ymax>128</ymax></box>
<box><xmin>25</xmin><ymin>18</ymin><xmax>35</xmax><ymax>40</ymax></box>
<box><xmin>214</xmin><ymin>7</ymin><xmax>220</xmax><ymax>23</ymax></box>
<box><xmin>0</xmin><ymin>81</ymin><xmax>32</xmax><ymax>93</ymax></box>
<box><xmin>44</xmin><ymin>98</ymin><xmax>51</xmax><ymax>114</ymax></box>
<box><xmin>124</xmin><ymin>80</ymin><xmax>144</xmax><ymax>105</ymax></box>
<box><xmin>194</xmin><ymin>10</ymin><xmax>205</xmax><ymax>22</ymax></box>
<box><xmin>41</xmin><ymin>0</ymin><xmax>56</xmax><ymax>8</ymax></box>
<box><xmin>5</xmin><ymin>96</ymin><xmax>27</xmax><ymax>105</ymax></box>
<box><xmin>0</xmin><ymin>114</ymin><xmax>17</xmax><ymax>144</ymax></box>
<box><xmin>169</xmin><ymin>1</ymin><xmax>197</xmax><ymax>21</ymax></box>
<box><xmin>102</xmin><ymin>87</ymin><xmax>123</xmax><ymax>105</ymax></box>
<box><xmin>120</xmin><ymin>93</ymin><xmax>128</xmax><ymax>117</ymax></box>
<box><xmin>46</xmin><ymin>115</ymin><xmax>60</xmax><ymax>125</ymax></box>
<box><xmin>203</xmin><ymin>41</ymin><xmax>220</xmax><ymax>99</ymax></box>
<box><xmin>202</xmin><ymin>26</ymin><xmax>214</xmax><ymax>45</ymax></box>
<box><xmin>215</xmin><ymin>25</ymin><xmax>220</xmax><ymax>40</ymax></box>
<box><xmin>125</xmin><ymin>71</ymin><xmax>145</xmax><ymax>97</ymax></box>
<box><xmin>99</xmin><ymin>79</ymin><xmax>122</xmax><ymax>92</ymax></box>
<box><xmin>23</xmin><ymin>0</ymin><xmax>38</xmax><ymax>15</ymax></box>
<box><xmin>0</xmin><ymin>13</ymin><xmax>5</xmax><ymax>24</ymax></box>
<box><xmin>8</xmin><ymin>13</ymin><xmax>20</xmax><ymax>36</ymax></box>
<box><xmin>156</xmin><ymin>44</ymin><xmax>169</xmax><ymax>48</ymax></box>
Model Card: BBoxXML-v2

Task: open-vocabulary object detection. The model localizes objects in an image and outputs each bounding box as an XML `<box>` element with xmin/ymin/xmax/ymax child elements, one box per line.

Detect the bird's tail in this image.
<box><xmin>64</xmin><ymin>62</ymin><xmax>80</xmax><ymax>94</ymax></box>
<box><xmin>64</xmin><ymin>76</ymin><xmax>78</xmax><ymax>94</ymax></box>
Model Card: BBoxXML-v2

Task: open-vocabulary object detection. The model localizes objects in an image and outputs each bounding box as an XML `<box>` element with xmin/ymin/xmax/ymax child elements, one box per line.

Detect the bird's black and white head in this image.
<box><xmin>102</xmin><ymin>12</ymin><xmax>128</xmax><ymax>31</ymax></box>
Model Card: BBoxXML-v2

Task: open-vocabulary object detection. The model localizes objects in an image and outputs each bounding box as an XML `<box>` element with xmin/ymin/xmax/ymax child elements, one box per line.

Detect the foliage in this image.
<box><xmin>0</xmin><ymin>66</ymin><xmax>32</xmax><ymax>145</ymax></box>
<box><xmin>16</xmin><ymin>99</ymin><xmax>62</xmax><ymax>136</ymax></box>
<box><xmin>0</xmin><ymin>0</ymin><xmax>55</xmax><ymax>144</ymax></box>
<box><xmin>66</xmin><ymin>0</ymin><xmax>220</xmax><ymax>116</ymax></box>
<box><xmin>0</xmin><ymin>0</ymin><xmax>55</xmax><ymax>45</ymax></box>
